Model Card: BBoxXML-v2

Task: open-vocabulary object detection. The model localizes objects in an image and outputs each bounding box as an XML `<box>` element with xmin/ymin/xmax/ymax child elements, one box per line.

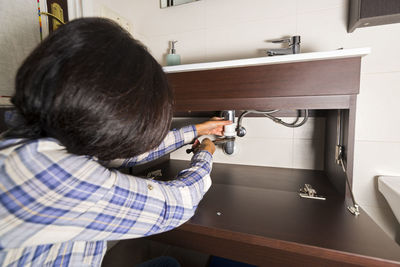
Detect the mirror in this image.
<box><xmin>160</xmin><ymin>0</ymin><xmax>201</xmax><ymax>9</ymax></box>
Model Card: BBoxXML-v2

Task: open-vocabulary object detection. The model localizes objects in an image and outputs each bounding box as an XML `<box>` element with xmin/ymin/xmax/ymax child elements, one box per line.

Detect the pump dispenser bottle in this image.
<box><xmin>166</xmin><ymin>41</ymin><xmax>181</xmax><ymax>66</ymax></box>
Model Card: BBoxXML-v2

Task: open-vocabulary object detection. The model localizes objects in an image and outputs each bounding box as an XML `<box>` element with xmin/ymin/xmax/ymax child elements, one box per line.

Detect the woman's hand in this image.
<box><xmin>195</xmin><ymin>117</ymin><xmax>232</xmax><ymax>136</ymax></box>
<box><xmin>197</xmin><ymin>138</ymin><xmax>216</xmax><ymax>155</ymax></box>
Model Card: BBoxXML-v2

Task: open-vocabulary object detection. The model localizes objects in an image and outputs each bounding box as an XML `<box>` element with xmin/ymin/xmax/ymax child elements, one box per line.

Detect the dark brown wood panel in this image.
<box><xmin>325</xmin><ymin>110</ymin><xmax>347</xmax><ymax>195</ymax></box>
<box><xmin>151</xmin><ymin>228</ymin><xmax>399</xmax><ymax>267</ymax></box>
<box><xmin>348</xmin><ymin>0</ymin><xmax>400</xmax><ymax>32</ymax></box>
<box><xmin>345</xmin><ymin>96</ymin><xmax>357</xmax><ymax>198</ymax></box>
<box><xmin>324</xmin><ymin>96</ymin><xmax>357</xmax><ymax>198</ymax></box>
<box><xmin>133</xmin><ymin>159</ymin><xmax>338</xmax><ymax>195</ymax></box>
<box><xmin>361</xmin><ymin>0</ymin><xmax>400</xmax><ymax>17</ymax></box>
<box><xmin>141</xmin><ymin>160</ymin><xmax>400</xmax><ymax>266</ymax></box>
<box><xmin>174</xmin><ymin>109</ymin><xmax>327</xmax><ymax>118</ymax></box>
<box><xmin>152</xmin><ymin>54</ymin><xmax>388</xmax><ymax>266</ymax></box>
<box><xmin>174</xmin><ymin>95</ymin><xmax>353</xmax><ymax>112</ymax></box>
<box><xmin>168</xmin><ymin>58</ymin><xmax>361</xmax><ymax>111</ymax></box>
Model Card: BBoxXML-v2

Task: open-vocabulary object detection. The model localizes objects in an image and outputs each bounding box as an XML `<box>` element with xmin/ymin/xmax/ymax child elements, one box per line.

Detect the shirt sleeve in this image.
<box><xmin>105</xmin><ymin>125</ymin><xmax>197</xmax><ymax>168</ymax></box>
<box><xmin>99</xmin><ymin>150</ymin><xmax>213</xmax><ymax>240</ymax></box>
<box><xmin>0</xmin><ymin>139</ymin><xmax>212</xmax><ymax>248</ymax></box>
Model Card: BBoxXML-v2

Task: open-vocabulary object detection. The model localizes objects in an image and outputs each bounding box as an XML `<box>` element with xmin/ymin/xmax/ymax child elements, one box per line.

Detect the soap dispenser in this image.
<box><xmin>166</xmin><ymin>41</ymin><xmax>181</xmax><ymax>66</ymax></box>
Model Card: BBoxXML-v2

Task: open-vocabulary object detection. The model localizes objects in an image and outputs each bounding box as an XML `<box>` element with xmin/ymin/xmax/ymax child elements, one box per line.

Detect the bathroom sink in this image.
<box><xmin>163</xmin><ymin>47</ymin><xmax>371</xmax><ymax>73</ymax></box>
<box><xmin>378</xmin><ymin>176</ymin><xmax>400</xmax><ymax>223</ymax></box>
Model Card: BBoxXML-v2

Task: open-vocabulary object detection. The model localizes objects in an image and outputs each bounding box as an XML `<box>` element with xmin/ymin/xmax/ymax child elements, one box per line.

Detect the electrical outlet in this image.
<box><xmin>101</xmin><ymin>6</ymin><xmax>131</xmax><ymax>33</ymax></box>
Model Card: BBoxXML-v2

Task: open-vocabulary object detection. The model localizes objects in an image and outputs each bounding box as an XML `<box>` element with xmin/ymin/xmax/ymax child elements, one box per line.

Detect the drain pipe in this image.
<box><xmin>221</xmin><ymin>110</ymin><xmax>236</xmax><ymax>155</ymax></box>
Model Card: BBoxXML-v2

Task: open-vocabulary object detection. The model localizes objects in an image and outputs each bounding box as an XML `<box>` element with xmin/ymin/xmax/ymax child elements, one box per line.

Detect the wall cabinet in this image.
<box><xmin>133</xmin><ymin>49</ymin><xmax>400</xmax><ymax>266</ymax></box>
<box><xmin>348</xmin><ymin>0</ymin><xmax>400</xmax><ymax>32</ymax></box>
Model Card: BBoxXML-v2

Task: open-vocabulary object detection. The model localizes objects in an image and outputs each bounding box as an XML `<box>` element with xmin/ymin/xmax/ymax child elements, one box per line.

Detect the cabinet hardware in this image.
<box><xmin>146</xmin><ymin>169</ymin><xmax>163</xmax><ymax>179</ymax></box>
<box><xmin>299</xmin><ymin>184</ymin><xmax>326</xmax><ymax>200</ymax></box>
<box><xmin>336</xmin><ymin>110</ymin><xmax>360</xmax><ymax>216</ymax></box>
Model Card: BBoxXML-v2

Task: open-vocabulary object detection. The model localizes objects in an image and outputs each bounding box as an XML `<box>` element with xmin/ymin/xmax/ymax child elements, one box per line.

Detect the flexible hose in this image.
<box><xmin>263</xmin><ymin>109</ymin><xmax>308</xmax><ymax>128</ymax></box>
<box><xmin>237</xmin><ymin>109</ymin><xmax>308</xmax><ymax>128</ymax></box>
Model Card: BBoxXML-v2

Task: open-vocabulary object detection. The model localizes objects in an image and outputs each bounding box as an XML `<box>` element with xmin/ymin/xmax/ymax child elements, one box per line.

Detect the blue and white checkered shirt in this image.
<box><xmin>0</xmin><ymin>125</ymin><xmax>212</xmax><ymax>266</ymax></box>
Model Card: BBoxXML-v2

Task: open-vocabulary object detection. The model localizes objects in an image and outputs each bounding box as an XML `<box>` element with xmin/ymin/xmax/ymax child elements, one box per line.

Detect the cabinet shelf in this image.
<box><xmin>140</xmin><ymin>160</ymin><xmax>400</xmax><ymax>266</ymax></box>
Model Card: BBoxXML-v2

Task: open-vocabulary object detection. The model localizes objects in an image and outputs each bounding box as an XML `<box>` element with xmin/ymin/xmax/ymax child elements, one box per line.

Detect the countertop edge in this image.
<box><xmin>163</xmin><ymin>47</ymin><xmax>371</xmax><ymax>73</ymax></box>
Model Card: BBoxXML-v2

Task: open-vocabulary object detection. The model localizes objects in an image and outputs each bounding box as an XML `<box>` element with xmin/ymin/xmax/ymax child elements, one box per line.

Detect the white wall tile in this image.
<box><xmin>93</xmin><ymin>0</ymin><xmax>206</xmax><ymax>37</ymax></box>
<box><xmin>296</xmin><ymin>0</ymin><xmax>346</xmax><ymax>14</ymax></box>
<box><xmin>171</xmin><ymin>117</ymin><xmax>324</xmax><ymax>170</ymax></box>
<box><xmin>353</xmin><ymin>141</ymin><xmax>400</xmax><ymax>208</ymax></box>
<box><xmin>297</xmin><ymin>7</ymin><xmax>348</xmax><ymax>52</ymax></box>
<box><xmin>139</xmin><ymin>2</ymin><xmax>206</xmax><ymax>37</ymax></box>
<box><xmin>0</xmin><ymin>0</ymin><xmax>40</xmax><ymax>96</ymax></box>
<box><xmin>214</xmin><ymin>137</ymin><xmax>293</xmax><ymax>168</ymax></box>
<box><xmin>146</xmin><ymin>30</ymin><xmax>207</xmax><ymax>65</ymax></box>
<box><xmin>344</xmin><ymin>23</ymin><xmax>400</xmax><ymax>74</ymax></box>
<box><xmin>356</xmin><ymin>72</ymin><xmax>400</xmax><ymax>142</ymax></box>
<box><xmin>205</xmin><ymin>0</ymin><xmax>297</xmax><ymax>29</ymax></box>
<box><xmin>293</xmin><ymin>117</ymin><xmax>325</xmax><ymax>140</ymax></box>
<box><xmin>293</xmin><ymin>139</ymin><xmax>325</xmax><ymax>170</ymax></box>
<box><xmin>171</xmin><ymin>136</ymin><xmax>293</xmax><ymax>169</ymax></box>
<box><xmin>205</xmin><ymin>16</ymin><xmax>297</xmax><ymax>61</ymax></box>
<box><xmin>239</xmin><ymin>117</ymin><xmax>293</xmax><ymax>139</ymax></box>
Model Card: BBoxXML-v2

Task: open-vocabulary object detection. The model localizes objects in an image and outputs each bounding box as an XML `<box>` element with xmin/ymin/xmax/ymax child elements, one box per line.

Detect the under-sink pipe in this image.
<box><xmin>220</xmin><ymin>109</ymin><xmax>309</xmax><ymax>155</ymax></box>
<box><xmin>221</xmin><ymin>110</ymin><xmax>236</xmax><ymax>155</ymax></box>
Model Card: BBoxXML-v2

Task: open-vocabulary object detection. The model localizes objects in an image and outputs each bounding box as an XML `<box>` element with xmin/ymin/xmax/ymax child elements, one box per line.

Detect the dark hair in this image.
<box><xmin>6</xmin><ymin>18</ymin><xmax>173</xmax><ymax>160</ymax></box>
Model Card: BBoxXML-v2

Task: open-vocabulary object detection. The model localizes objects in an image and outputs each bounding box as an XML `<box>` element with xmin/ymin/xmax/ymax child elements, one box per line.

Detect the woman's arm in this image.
<box><xmin>0</xmin><ymin>139</ymin><xmax>215</xmax><ymax>248</ymax></box>
<box><xmin>106</xmin><ymin>125</ymin><xmax>197</xmax><ymax>168</ymax></box>
<box><xmin>103</xmin><ymin>150</ymin><xmax>214</xmax><ymax>238</ymax></box>
<box><xmin>106</xmin><ymin>119</ymin><xmax>231</xmax><ymax>168</ymax></box>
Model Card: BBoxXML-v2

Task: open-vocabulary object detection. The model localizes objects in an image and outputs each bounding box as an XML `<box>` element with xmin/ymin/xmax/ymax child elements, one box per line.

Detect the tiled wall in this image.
<box><xmin>171</xmin><ymin>117</ymin><xmax>325</xmax><ymax>170</ymax></box>
<box><xmin>88</xmin><ymin>0</ymin><xmax>400</xmax><ymax>240</ymax></box>
<box><xmin>0</xmin><ymin>0</ymin><xmax>40</xmax><ymax>96</ymax></box>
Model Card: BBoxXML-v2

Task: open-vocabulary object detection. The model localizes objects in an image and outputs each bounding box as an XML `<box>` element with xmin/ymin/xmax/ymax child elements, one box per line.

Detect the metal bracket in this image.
<box><xmin>299</xmin><ymin>184</ymin><xmax>326</xmax><ymax>200</ymax></box>
<box><xmin>335</xmin><ymin>145</ymin><xmax>344</xmax><ymax>165</ymax></box>
<box><xmin>336</xmin><ymin>110</ymin><xmax>361</xmax><ymax>216</ymax></box>
<box><xmin>348</xmin><ymin>204</ymin><xmax>360</xmax><ymax>216</ymax></box>
<box><xmin>146</xmin><ymin>169</ymin><xmax>162</xmax><ymax>179</ymax></box>
<box><xmin>340</xmin><ymin>157</ymin><xmax>361</xmax><ymax>217</ymax></box>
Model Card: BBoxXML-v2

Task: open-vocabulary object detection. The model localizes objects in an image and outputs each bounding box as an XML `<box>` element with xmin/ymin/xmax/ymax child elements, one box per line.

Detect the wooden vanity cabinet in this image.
<box><xmin>135</xmin><ymin>55</ymin><xmax>400</xmax><ymax>266</ymax></box>
<box><xmin>168</xmin><ymin>56</ymin><xmax>359</xmax><ymax>197</ymax></box>
<box><xmin>168</xmin><ymin>57</ymin><xmax>360</xmax><ymax>112</ymax></box>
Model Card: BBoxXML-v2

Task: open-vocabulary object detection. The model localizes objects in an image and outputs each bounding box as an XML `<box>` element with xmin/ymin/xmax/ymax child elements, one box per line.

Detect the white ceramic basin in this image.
<box><xmin>378</xmin><ymin>176</ymin><xmax>400</xmax><ymax>223</ymax></box>
<box><xmin>163</xmin><ymin>47</ymin><xmax>371</xmax><ymax>73</ymax></box>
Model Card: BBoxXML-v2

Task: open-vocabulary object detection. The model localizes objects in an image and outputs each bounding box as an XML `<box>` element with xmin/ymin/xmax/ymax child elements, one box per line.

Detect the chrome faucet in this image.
<box><xmin>266</xmin><ymin>36</ymin><xmax>301</xmax><ymax>56</ymax></box>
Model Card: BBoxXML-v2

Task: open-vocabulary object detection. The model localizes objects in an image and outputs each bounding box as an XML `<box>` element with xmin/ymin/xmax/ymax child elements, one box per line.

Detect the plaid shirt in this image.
<box><xmin>0</xmin><ymin>125</ymin><xmax>213</xmax><ymax>266</ymax></box>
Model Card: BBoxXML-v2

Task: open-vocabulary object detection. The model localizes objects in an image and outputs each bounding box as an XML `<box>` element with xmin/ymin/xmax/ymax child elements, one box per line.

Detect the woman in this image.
<box><xmin>0</xmin><ymin>18</ymin><xmax>230</xmax><ymax>266</ymax></box>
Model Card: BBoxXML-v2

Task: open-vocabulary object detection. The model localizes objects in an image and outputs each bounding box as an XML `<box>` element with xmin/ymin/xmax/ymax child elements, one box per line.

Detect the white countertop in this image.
<box><xmin>163</xmin><ymin>47</ymin><xmax>371</xmax><ymax>73</ymax></box>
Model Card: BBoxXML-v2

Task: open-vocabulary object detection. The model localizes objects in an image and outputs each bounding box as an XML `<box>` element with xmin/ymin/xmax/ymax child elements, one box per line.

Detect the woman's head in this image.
<box><xmin>9</xmin><ymin>18</ymin><xmax>173</xmax><ymax>160</ymax></box>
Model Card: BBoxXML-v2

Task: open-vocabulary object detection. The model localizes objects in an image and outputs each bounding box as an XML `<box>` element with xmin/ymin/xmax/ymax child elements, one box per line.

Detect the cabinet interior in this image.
<box><xmin>124</xmin><ymin>53</ymin><xmax>400</xmax><ymax>265</ymax></box>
